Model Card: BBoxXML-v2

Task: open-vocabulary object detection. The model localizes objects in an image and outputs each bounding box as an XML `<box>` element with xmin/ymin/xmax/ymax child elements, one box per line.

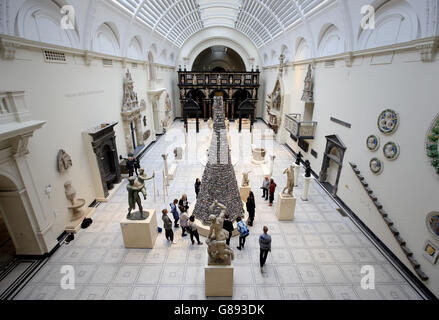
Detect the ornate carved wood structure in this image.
<box><xmin>88</xmin><ymin>122</ymin><xmax>122</xmax><ymax>198</ymax></box>
<box><xmin>178</xmin><ymin>69</ymin><xmax>260</xmax><ymax>120</ymax></box>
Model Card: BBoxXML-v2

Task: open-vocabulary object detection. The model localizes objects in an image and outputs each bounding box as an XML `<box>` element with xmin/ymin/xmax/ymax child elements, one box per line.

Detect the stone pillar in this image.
<box><xmin>294</xmin><ymin>164</ymin><xmax>300</xmax><ymax>187</ymax></box>
<box><xmin>161</xmin><ymin>154</ymin><xmax>169</xmax><ymax>185</ymax></box>
<box><xmin>268</xmin><ymin>155</ymin><xmax>276</xmax><ymax>176</ymax></box>
<box><xmin>301</xmin><ymin>175</ymin><xmax>311</xmax><ymax>201</ymax></box>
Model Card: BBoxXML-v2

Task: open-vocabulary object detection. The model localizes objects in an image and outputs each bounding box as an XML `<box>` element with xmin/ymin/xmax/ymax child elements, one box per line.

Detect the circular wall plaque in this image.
<box><xmin>369</xmin><ymin>157</ymin><xmax>383</xmax><ymax>175</ymax></box>
<box><xmin>426</xmin><ymin>211</ymin><xmax>439</xmax><ymax>240</ymax></box>
<box><xmin>426</xmin><ymin>113</ymin><xmax>439</xmax><ymax>177</ymax></box>
<box><xmin>383</xmin><ymin>142</ymin><xmax>400</xmax><ymax>161</ymax></box>
<box><xmin>366</xmin><ymin>135</ymin><xmax>380</xmax><ymax>151</ymax></box>
<box><xmin>378</xmin><ymin>109</ymin><xmax>399</xmax><ymax>135</ymax></box>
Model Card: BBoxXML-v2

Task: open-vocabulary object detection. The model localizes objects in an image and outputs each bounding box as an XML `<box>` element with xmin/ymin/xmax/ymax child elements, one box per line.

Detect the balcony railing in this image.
<box><xmin>178</xmin><ymin>71</ymin><xmax>260</xmax><ymax>87</ymax></box>
<box><xmin>285</xmin><ymin>113</ymin><xmax>317</xmax><ymax>139</ymax></box>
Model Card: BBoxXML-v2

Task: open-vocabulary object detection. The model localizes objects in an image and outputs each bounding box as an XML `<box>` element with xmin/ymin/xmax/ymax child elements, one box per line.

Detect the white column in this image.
<box><xmin>301</xmin><ymin>175</ymin><xmax>311</xmax><ymax>201</ymax></box>
<box><xmin>294</xmin><ymin>164</ymin><xmax>300</xmax><ymax>187</ymax></box>
<box><xmin>268</xmin><ymin>155</ymin><xmax>276</xmax><ymax>176</ymax></box>
<box><xmin>161</xmin><ymin>154</ymin><xmax>169</xmax><ymax>186</ymax></box>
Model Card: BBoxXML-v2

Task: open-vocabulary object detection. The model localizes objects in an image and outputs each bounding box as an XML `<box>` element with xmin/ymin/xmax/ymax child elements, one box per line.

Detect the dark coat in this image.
<box><xmin>246</xmin><ymin>198</ymin><xmax>256</xmax><ymax>217</ymax></box>
<box><xmin>223</xmin><ymin>220</ymin><xmax>234</xmax><ymax>234</ymax></box>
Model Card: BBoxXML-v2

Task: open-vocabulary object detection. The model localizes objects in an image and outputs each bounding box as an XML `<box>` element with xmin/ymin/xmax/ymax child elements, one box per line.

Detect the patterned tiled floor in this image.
<box><xmin>13</xmin><ymin>121</ymin><xmax>423</xmax><ymax>300</ymax></box>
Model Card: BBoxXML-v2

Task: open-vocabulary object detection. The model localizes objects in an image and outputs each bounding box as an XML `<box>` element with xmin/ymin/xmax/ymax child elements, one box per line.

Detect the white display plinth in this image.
<box><xmin>302</xmin><ymin>176</ymin><xmax>311</xmax><ymax>201</ymax></box>
<box><xmin>168</xmin><ymin>162</ymin><xmax>177</xmax><ymax>180</ymax></box>
<box><xmin>275</xmin><ymin>193</ymin><xmax>296</xmax><ymax>221</ymax></box>
<box><xmin>205</xmin><ymin>265</ymin><xmax>234</xmax><ymax>297</ymax></box>
<box><xmin>294</xmin><ymin>164</ymin><xmax>300</xmax><ymax>187</ymax></box>
<box><xmin>239</xmin><ymin>186</ymin><xmax>251</xmax><ymax>201</ymax></box>
<box><xmin>120</xmin><ymin>209</ymin><xmax>157</xmax><ymax>248</ymax></box>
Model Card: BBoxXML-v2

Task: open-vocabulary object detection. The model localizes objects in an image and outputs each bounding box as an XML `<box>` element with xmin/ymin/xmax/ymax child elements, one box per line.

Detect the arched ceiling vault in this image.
<box><xmin>112</xmin><ymin>0</ymin><xmax>333</xmax><ymax>48</ymax></box>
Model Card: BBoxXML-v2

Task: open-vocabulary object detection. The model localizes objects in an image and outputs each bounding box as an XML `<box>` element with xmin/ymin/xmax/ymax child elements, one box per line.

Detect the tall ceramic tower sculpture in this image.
<box><xmin>193</xmin><ymin>97</ymin><xmax>244</xmax><ymax>224</ymax></box>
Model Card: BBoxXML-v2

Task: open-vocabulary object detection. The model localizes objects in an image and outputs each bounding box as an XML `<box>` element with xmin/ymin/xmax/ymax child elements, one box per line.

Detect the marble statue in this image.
<box><xmin>126</xmin><ymin>176</ymin><xmax>146</xmax><ymax>220</ymax></box>
<box><xmin>295</xmin><ymin>152</ymin><xmax>303</xmax><ymax>165</ymax></box>
<box><xmin>192</xmin><ymin>74</ymin><xmax>197</xmax><ymax>85</ymax></box>
<box><xmin>57</xmin><ymin>149</ymin><xmax>72</xmax><ymax>173</ymax></box>
<box><xmin>180</xmin><ymin>88</ymin><xmax>185</xmax><ymax>99</ymax></box>
<box><xmin>64</xmin><ymin>181</ymin><xmax>76</xmax><ymax>205</ymax></box>
<box><xmin>301</xmin><ymin>64</ymin><xmax>314</xmax><ymax>103</ymax></box>
<box><xmin>282</xmin><ymin>165</ymin><xmax>295</xmax><ymax>197</ymax></box>
<box><xmin>174</xmin><ymin>147</ymin><xmax>183</xmax><ymax>160</ymax></box>
<box><xmin>136</xmin><ymin>168</ymin><xmax>154</xmax><ymax>200</ymax></box>
<box><xmin>206</xmin><ymin>200</ymin><xmax>235</xmax><ymax>265</ymax></box>
<box><xmin>304</xmin><ymin>160</ymin><xmax>311</xmax><ymax>178</ymax></box>
<box><xmin>241</xmin><ymin>171</ymin><xmax>251</xmax><ymax>187</ymax></box>
<box><xmin>217</xmin><ymin>74</ymin><xmax>222</xmax><ymax>85</ymax></box>
<box><xmin>204</xmin><ymin>88</ymin><xmax>209</xmax><ymax>98</ymax></box>
<box><xmin>241</xmin><ymin>74</ymin><xmax>245</xmax><ymax>84</ymax></box>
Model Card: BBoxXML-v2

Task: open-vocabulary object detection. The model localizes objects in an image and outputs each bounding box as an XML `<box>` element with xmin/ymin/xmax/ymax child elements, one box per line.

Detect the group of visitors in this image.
<box><xmin>261</xmin><ymin>176</ymin><xmax>277</xmax><ymax>206</ymax></box>
<box><xmin>161</xmin><ymin>175</ymin><xmax>274</xmax><ymax>272</ymax></box>
<box><xmin>162</xmin><ymin>193</ymin><xmax>203</xmax><ymax>246</ymax></box>
<box><xmin>122</xmin><ymin>154</ymin><xmax>141</xmax><ymax>177</ymax></box>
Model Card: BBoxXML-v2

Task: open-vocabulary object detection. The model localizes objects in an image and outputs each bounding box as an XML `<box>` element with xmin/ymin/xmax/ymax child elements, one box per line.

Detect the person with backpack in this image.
<box><xmin>236</xmin><ymin>216</ymin><xmax>249</xmax><ymax>250</ymax></box>
<box><xmin>259</xmin><ymin>226</ymin><xmax>272</xmax><ymax>272</ymax></box>
<box><xmin>170</xmin><ymin>199</ymin><xmax>180</xmax><ymax>228</ymax></box>
<box><xmin>187</xmin><ymin>215</ymin><xmax>203</xmax><ymax>245</ymax></box>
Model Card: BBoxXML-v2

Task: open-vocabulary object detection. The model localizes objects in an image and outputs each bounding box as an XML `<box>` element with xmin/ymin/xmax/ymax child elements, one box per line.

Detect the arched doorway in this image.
<box><xmin>0</xmin><ymin>175</ymin><xmax>41</xmax><ymax>258</ymax></box>
<box><xmin>192</xmin><ymin>46</ymin><xmax>246</xmax><ymax>71</ymax></box>
<box><xmin>233</xmin><ymin>89</ymin><xmax>251</xmax><ymax>119</ymax></box>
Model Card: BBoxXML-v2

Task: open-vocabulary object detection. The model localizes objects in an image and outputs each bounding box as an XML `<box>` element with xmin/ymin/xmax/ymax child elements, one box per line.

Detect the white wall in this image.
<box><xmin>0</xmin><ymin>44</ymin><xmax>176</xmax><ymax>246</ymax></box>
<box><xmin>262</xmin><ymin>48</ymin><xmax>439</xmax><ymax>297</ymax></box>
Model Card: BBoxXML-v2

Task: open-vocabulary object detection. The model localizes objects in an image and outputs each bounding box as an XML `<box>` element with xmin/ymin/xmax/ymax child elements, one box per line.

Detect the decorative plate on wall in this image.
<box><xmin>426</xmin><ymin>211</ymin><xmax>439</xmax><ymax>241</ymax></box>
<box><xmin>366</xmin><ymin>135</ymin><xmax>380</xmax><ymax>151</ymax></box>
<box><xmin>426</xmin><ymin>113</ymin><xmax>439</xmax><ymax>177</ymax></box>
<box><xmin>378</xmin><ymin>109</ymin><xmax>399</xmax><ymax>134</ymax></box>
<box><xmin>369</xmin><ymin>157</ymin><xmax>383</xmax><ymax>175</ymax></box>
<box><xmin>383</xmin><ymin>142</ymin><xmax>400</xmax><ymax>160</ymax></box>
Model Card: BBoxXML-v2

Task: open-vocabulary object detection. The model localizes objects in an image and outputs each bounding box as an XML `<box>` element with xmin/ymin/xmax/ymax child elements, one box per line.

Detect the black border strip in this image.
<box><xmin>284</xmin><ymin>143</ymin><xmax>437</xmax><ymax>300</ymax></box>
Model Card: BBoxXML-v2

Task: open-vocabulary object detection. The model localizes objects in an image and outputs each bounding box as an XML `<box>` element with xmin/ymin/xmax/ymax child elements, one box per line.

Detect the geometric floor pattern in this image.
<box><xmin>12</xmin><ymin>121</ymin><xmax>423</xmax><ymax>300</ymax></box>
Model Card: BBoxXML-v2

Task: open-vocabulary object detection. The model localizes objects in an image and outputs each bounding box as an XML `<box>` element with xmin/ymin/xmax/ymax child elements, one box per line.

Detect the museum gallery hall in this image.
<box><xmin>0</xmin><ymin>0</ymin><xmax>438</xmax><ymax>302</ymax></box>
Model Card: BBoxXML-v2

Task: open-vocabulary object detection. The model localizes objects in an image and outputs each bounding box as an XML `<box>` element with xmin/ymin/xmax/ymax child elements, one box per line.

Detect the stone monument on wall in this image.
<box><xmin>121</xmin><ymin>69</ymin><xmax>146</xmax><ymax>155</ymax></box>
<box><xmin>193</xmin><ymin>97</ymin><xmax>244</xmax><ymax>224</ymax></box>
<box><xmin>301</xmin><ymin>64</ymin><xmax>314</xmax><ymax>103</ymax></box>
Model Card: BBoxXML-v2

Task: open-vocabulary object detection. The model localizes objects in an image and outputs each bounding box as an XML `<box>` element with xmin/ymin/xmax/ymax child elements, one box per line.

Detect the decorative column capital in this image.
<box><xmin>416</xmin><ymin>37</ymin><xmax>438</xmax><ymax>62</ymax></box>
<box><xmin>0</xmin><ymin>38</ymin><xmax>21</xmax><ymax>60</ymax></box>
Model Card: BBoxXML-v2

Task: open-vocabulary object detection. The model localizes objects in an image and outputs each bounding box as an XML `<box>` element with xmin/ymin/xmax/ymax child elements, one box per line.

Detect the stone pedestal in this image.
<box><xmin>294</xmin><ymin>164</ymin><xmax>300</xmax><ymax>187</ymax></box>
<box><xmin>302</xmin><ymin>176</ymin><xmax>311</xmax><ymax>201</ymax></box>
<box><xmin>120</xmin><ymin>209</ymin><xmax>157</xmax><ymax>248</ymax></box>
<box><xmin>239</xmin><ymin>186</ymin><xmax>251</xmax><ymax>201</ymax></box>
<box><xmin>205</xmin><ymin>265</ymin><xmax>234</xmax><ymax>297</ymax></box>
<box><xmin>275</xmin><ymin>193</ymin><xmax>296</xmax><ymax>221</ymax></box>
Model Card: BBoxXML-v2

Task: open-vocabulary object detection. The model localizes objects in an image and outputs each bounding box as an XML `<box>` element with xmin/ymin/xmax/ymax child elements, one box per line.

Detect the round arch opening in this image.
<box><xmin>192</xmin><ymin>46</ymin><xmax>246</xmax><ymax>71</ymax></box>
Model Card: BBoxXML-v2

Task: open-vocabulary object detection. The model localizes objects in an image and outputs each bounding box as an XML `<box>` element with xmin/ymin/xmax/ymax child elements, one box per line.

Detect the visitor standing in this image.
<box><xmin>179</xmin><ymin>194</ymin><xmax>189</xmax><ymax>213</ymax></box>
<box><xmin>187</xmin><ymin>215</ymin><xmax>203</xmax><ymax>245</ymax></box>
<box><xmin>194</xmin><ymin>178</ymin><xmax>201</xmax><ymax>198</ymax></box>
<box><xmin>261</xmin><ymin>176</ymin><xmax>270</xmax><ymax>200</ymax></box>
<box><xmin>133</xmin><ymin>156</ymin><xmax>141</xmax><ymax>176</ymax></box>
<box><xmin>259</xmin><ymin>226</ymin><xmax>272</xmax><ymax>272</ymax></box>
<box><xmin>180</xmin><ymin>211</ymin><xmax>189</xmax><ymax>237</ymax></box>
<box><xmin>126</xmin><ymin>156</ymin><xmax>135</xmax><ymax>177</ymax></box>
<box><xmin>162</xmin><ymin>209</ymin><xmax>176</xmax><ymax>244</ymax></box>
<box><xmin>170</xmin><ymin>199</ymin><xmax>180</xmax><ymax>228</ymax></box>
<box><xmin>269</xmin><ymin>178</ymin><xmax>277</xmax><ymax>207</ymax></box>
<box><xmin>236</xmin><ymin>216</ymin><xmax>249</xmax><ymax>250</ymax></box>
<box><xmin>222</xmin><ymin>213</ymin><xmax>234</xmax><ymax>246</ymax></box>
<box><xmin>246</xmin><ymin>191</ymin><xmax>256</xmax><ymax>226</ymax></box>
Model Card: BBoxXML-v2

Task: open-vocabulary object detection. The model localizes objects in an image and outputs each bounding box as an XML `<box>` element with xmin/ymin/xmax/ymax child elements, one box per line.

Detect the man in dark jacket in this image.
<box><xmin>222</xmin><ymin>213</ymin><xmax>234</xmax><ymax>246</ymax></box>
<box><xmin>125</xmin><ymin>156</ymin><xmax>135</xmax><ymax>177</ymax></box>
<box><xmin>259</xmin><ymin>226</ymin><xmax>272</xmax><ymax>272</ymax></box>
<box><xmin>133</xmin><ymin>156</ymin><xmax>140</xmax><ymax>176</ymax></box>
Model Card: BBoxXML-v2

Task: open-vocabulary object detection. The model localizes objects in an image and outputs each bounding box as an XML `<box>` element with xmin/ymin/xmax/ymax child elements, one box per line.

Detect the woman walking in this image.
<box><xmin>222</xmin><ymin>213</ymin><xmax>234</xmax><ymax>246</ymax></box>
<box><xmin>269</xmin><ymin>178</ymin><xmax>277</xmax><ymax>207</ymax></box>
<box><xmin>194</xmin><ymin>178</ymin><xmax>201</xmax><ymax>198</ymax></box>
<box><xmin>246</xmin><ymin>191</ymin><xmax>256</xmax><ymax>226</ymax></box>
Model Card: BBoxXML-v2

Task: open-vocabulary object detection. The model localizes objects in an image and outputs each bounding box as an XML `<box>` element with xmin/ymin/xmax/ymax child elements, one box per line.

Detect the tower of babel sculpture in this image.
<box><xmin>192</xmin><ymin>97</ymin><xmax>244</xmax><ymax>224</ymax></box>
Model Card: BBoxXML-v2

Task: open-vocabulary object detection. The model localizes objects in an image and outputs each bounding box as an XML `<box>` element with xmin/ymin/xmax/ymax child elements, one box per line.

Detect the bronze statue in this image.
<box><xmin>136</xmin><ymin>168</ymin><xmax>154</xmax><ymax>200</ymax></box>
<box><xmin>127</xmin><ymin>176</ymin><xmax>145</xmax><ymax>219</ymax></box>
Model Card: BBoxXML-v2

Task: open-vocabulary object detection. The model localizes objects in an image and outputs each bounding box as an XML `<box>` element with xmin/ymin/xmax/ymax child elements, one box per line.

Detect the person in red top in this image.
<box><xmin>269</xmin><ymin>178</ymin><xmax>277</xmax><ymax>206</ymax></box>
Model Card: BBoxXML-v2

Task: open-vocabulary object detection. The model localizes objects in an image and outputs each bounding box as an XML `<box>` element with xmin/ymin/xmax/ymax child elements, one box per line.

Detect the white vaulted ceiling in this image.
<box><xmin>112</xmin><ymin>0</ymin><xmax>332</xmax><ymax>48</ymax></box>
